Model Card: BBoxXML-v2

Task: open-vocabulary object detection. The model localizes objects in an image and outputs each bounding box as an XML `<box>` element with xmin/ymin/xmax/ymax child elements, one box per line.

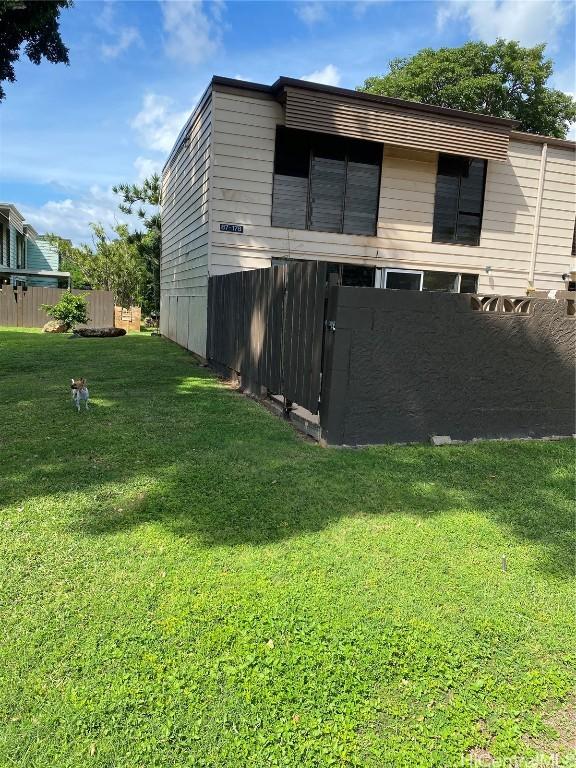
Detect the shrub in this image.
<box><xmin>41</xmin><ymin>292</ymin><xmax>89</xmax><ymax>330</ymax></box>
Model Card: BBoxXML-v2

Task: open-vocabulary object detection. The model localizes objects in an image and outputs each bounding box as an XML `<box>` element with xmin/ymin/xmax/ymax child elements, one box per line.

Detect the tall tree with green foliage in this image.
<box><xmin>113</xmin><ymin>174</ymin><xmax>161</xmax><ymax>315</ymax></box>
<box><xmin>359</xmin><ymin>40</ymin><xmax>576</xmax><ymax>138</ymax></box>
<box><xmin>0</xmin><ymin>0</ymin><xmax>72</xmax><ymax>101</ymax></box>
<box><xmin>48</xmin><ymin>225</ymin><xmax>147</xmax><ymax>309</ymax></box>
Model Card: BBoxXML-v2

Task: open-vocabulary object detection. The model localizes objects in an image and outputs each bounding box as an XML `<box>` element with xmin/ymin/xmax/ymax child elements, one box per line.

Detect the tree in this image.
<box><xmin>41</xmin><ymin>292</ymin><xmax>88</xmax><ymax>330</ymax></box>
<box><xmin>358</xmin><ymin>40</ymin><xmax>576</xmax><ymax>138</ymax></box>
<box><xmin>45</xmin><ymin>234</ymin><xmax>88</xmax><ymax>288</ymax></box>
<box><xmin>113</xmin><ymin>174</ymin><xmax>161</xmax><ymax>315</ymax></box>
<box><xmin>48</xmin><ymin>225</ymin><xmax>147</xmax><ymax>309</ymax></box>
<box><xmin>0</xmin><ymin>0</ymin><xmax>72</xmax><ymax>101</ymax></box>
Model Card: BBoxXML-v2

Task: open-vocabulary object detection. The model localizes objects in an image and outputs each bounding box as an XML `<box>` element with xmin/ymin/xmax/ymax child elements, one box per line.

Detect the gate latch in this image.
<box><xmin>326</xmin><ymin>320</ymin><xmax>336</xmax><ymax>332</ymax></box>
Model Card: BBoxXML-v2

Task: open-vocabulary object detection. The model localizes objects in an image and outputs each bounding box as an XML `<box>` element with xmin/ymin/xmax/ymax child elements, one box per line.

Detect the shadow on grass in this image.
<box><xmin>0</xmin><ymin>330</ymin><xmax>574</xmax><ymax>577</ymax></box>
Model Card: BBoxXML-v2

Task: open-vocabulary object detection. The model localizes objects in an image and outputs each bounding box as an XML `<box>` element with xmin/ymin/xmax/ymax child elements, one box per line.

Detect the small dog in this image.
<box><xmin>70</xmin><ymin>378</ymin><xmax>89</xmax><ymax>412</ymax></box>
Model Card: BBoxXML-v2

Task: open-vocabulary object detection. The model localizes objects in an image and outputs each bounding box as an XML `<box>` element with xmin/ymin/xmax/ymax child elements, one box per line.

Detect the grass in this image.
<box><xmin>0</xmin><ymin>326</ymin><xmax>574</xmax><ymax>768</ymax></box>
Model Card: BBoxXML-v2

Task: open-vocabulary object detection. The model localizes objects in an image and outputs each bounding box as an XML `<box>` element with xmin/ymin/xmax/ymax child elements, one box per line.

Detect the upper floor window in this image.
<box><xmin>16</xmin><ymin>233</ymin><xmax>26</xmax><ymax>269</ymax></box>
<box><xmin>432</xmin><ymin>154</ymin><xmax>487</xmax><ymax>246</ymax></box>
<box><xmin>272</xmin><ymin>127</ymin><xmax>382</xmax><ymax>237</ymax></box>
<box><xmin>0</xmin><ymin>225</ymin><xmax>4</xmax><ymax>266</ymax></box>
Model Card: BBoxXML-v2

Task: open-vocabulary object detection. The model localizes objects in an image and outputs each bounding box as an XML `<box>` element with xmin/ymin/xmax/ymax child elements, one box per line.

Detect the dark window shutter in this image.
<box><xmin>343</xmin><ymin>162</ymin><xmax>380</xmax><ymax>236</ymax></box>
<box><xmin>308</xmin><ymin>156</ymin><xmax>347</xmax><ymax>233</ymax></box>
<box><xmin>272</xmin><ymin>175</ymin><xmax>308</xmax><ymax>229</ymax></box>
<box><xmin>272</xmin><ymin>127</ymin><xmax>311</xmax><ymax>230</ymax></box>
<box><xmin>432</xmin><ymin>175</ymin><xmax>459</xmax><ymax>242</ymax></box>
<box><xmin>433</xmin><ymin>154</ymin><xmax>486</xmax><ymax>246</ymax></box>
<box><xmin>271</xmin><ymin>126</ymin><xmax>381</xmax><ymax>236</ymax></box>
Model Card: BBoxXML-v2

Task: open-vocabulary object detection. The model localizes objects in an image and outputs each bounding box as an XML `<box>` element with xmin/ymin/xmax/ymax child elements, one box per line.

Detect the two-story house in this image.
<box><xmin>160</xmin><ymin>76</ymin><xmax>576</xmax><ymax>357</ymax></box>
<box><xmin>0</xmin><ymin>203</ymin><xmax>70</xmax><ymax>288</ymax></box>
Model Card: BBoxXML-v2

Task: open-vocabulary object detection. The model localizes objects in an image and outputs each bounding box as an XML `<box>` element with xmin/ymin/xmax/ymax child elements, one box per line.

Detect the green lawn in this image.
<box><xmin>0</xmin><ymin>327</ymin><xmax>574</xmax><ymax>768</ymax></box>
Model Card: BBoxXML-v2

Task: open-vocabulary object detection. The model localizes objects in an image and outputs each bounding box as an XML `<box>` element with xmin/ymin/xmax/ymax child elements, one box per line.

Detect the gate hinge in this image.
<box><xmin>325</xmin><ymin>320</ymin><xmax>336</xmax><ymax>332</ymax></box>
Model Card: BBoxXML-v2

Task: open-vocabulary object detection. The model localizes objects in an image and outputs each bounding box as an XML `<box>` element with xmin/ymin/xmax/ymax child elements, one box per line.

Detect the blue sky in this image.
<box><xmin>0</xmin><ymin>0</ymin><xmax>574</xmax><ymax>243</ymax></box>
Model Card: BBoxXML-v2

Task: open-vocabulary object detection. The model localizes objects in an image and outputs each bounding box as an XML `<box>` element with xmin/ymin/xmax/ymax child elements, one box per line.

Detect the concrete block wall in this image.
<box><xmin>320</xmin><ymin>288</ymin><xmax>575</xmax><ymax>445</ymax></box>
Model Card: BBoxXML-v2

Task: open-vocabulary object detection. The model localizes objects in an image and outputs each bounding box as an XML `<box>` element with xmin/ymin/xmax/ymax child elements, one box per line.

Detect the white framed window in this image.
<box><xmin>377</xmin><ymin>268</ymin><xmax>424</xmax><ymax>291</ymax></box>
<box><xmin>375</xmin><ymin>268</ymin><xmax>478</xmax><ymax>294</ymax></box>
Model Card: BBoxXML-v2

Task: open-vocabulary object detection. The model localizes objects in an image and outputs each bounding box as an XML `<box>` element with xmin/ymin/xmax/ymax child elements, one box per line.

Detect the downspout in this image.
<box><xmin>528</xmin><ymin>142</ymin><xmax>547</xmax><ymax>291</ymax></box>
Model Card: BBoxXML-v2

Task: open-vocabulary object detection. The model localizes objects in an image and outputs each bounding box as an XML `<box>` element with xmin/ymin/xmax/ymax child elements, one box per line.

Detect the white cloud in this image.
<box><xmin>18</xmin><ymin>187</ymin><xmax>131</xmax><ymax>245</ymax></box>
<box><xmin>295</xmin><ymin>2</ymin><xmax>327</xmax><ymax>25</ymax></box>
<box><xmin>353</xmin><ymin>0</ymin><xmax>390</xmax><ymax>17</ymax></box>
<box><xmin>101</xmin><ymin>27</ymin><xmax>141</xmax><ymax>59</ymax></box>
<box><xmin>131</xmin><ymin>92</ymin><xmax>193</xmax><ymax>154</ymax></box>
<box><xmin>301</xmin><ymin>64</ymin><xmax>341</xmax><ymax>87</ymax></box>
<box><xmin>95</xmin><ymin>0</ymin><xmax>115</xmax><ymax>31</ymax></box>
<box><xmin>134</xmin><ymin>156</ymin><xmax>162</xmax><ymax>182</ymax></box>
<box><xmin>161</xmin><ymin>0</ymin><xmax>224</xmax><ymax>65</ymax></box>
<box><xmin>436</xmin><ymin>0</ymin><xmax>570</xmax><ymax>47</ymax></box>
<box><xmin>96</xmin><ymin>1</ymin><xmax>141</xmax><ymax>60</ymax></box>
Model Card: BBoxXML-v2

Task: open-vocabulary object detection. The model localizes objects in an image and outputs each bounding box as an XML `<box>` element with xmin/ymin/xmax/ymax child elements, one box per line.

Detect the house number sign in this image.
<box><xmin>220</xmin><ymin>223</ymin><xmax>243</xmax><ymax>233</ymax></box>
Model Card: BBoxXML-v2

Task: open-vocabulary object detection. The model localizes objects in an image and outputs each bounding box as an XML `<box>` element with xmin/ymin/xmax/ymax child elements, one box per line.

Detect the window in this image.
<box><xmin>272</xmin><ymin>127</ymin><xmax>382</xmax><ymax>236</ymax></box>
<box><xmin>423</xmin><ymin>271</ymin><xmax>458</xmax><ymax>292</ymax></box>
<box><xmin>432</xmin><ymin>154</ymin><xmax>487</xmax><ymax>246</ymax></box>
<box><xmin>0</xmin><ymin>225</ymin><xmax>4</xmax><ymax>266</ymax></box>
<box><xmin>16</xmin><ymin>233</ymin><xmax>25</xmax><ymax>269</ymax></box>
<box><xmin>383</xmin><ymin>269</ymin><xmax>423</xmax><ymax>291</ymax></box>
<box><xmin>377</xmin><ymin>268</ymin><xmax>478</xmax><ymax>293</ymax></box>
<box><xmin>327</xmin><ymin>262</ymin><xmax>376</xmax><ymax>287</ymax></box>
<box><xmin>459</xmin><ymin>273</ymin><xmax>478</xmax><ymax>293</ymax></box>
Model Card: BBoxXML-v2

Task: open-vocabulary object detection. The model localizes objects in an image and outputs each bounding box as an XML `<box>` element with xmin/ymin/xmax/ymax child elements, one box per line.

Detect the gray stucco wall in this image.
<box><xmin>320</xmin><ymin>288</ymin><xmax>575</xmax><ymax>445</ymax></box>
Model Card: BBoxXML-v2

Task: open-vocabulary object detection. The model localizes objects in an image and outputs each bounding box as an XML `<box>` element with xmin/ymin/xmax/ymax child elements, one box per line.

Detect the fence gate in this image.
<box><xmin>207</xmin><ymin>261</ymin><xmax>327</xmax><ymax>414</ymax></box>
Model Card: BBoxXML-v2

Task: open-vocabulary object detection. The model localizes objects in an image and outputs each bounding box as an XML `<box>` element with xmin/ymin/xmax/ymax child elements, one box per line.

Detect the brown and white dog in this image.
<box><xmin>70</xmin><ymin>378</ymin><xmax>89</xmax><ymax>412</ymax></box>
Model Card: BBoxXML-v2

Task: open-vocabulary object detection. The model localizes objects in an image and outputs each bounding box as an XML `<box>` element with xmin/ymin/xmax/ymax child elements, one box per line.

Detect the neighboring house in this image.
<box><xmin>160</xmin><ymin>76</ymin><xmax>576</xmax><ymax>357</ymax></box>
<box><xmin>0</xmin><ymin>203</ymin><xmax>70</xmax><ymax>288</ymax></box>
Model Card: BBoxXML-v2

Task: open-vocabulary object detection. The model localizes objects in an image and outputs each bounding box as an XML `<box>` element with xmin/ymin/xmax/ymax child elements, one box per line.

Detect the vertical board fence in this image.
<box><xmin>0</xmin><ymin>286</ymin><xmax>114</xmax><ymax>328</ymax></box>
<box><xmin>207</xmin><ymin>261</ymin><xmax>327</xmax><ymax>413</ymax></box>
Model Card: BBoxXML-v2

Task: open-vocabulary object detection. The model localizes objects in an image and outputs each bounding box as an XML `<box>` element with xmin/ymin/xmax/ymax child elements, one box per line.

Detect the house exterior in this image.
<box><xmin>0</xmin><ymin>203</ymin><xmax>70</xmax><ymax>288</ymax></box>
<box><xmin>160</xmin><ymin>76</ymin><xmax>576</xmax><ymax>357</ymax></box>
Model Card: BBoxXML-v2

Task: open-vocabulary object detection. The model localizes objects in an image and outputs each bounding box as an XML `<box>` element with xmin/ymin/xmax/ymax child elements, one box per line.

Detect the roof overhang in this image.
<box><xmin>0</xmin><ymin>203</ymin><xmax>25</xmax><ymax>234</ymax></box>
<box><xmin>0</xmin><ymin>268</ymin><xmax>71</xmax><ymax>278</ymax></box>
<box><xmin>166</xmin><ymin>76</ymin><xmax>575</xmax><ymax>171</ymax></box>
<box><xmin>213</xmin><ymin>76</ymin><xmax>520</xmax><ymax>162</ymax></box>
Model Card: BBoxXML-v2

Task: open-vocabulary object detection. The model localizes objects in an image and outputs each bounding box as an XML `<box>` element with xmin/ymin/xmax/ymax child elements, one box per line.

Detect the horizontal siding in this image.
<box><xmin>209</xmin><ymin>90</ymin><xmax>283</xmax><ymax>276</ymax></box>
<box><xmin>26</xmin><ymin>237</ymin><xmax>59</xmax><ymax>271</ymax></box>
<box><xmin>284</xmin><ymin>87</ymin><xmax>511</xmax><ymax>162</ymax></box>
<box><xmin>208</xmin><ymin>90</ymin><xmax>575</xmax><ymax>295</ymax></box>
<box><xmin>534</xmin><ymin>145</ymin><xmax>576</xmax><ymax>291</ymax></box>
<box><xmin>160</xmin><ymin>93</ymin><xmax>212</xmax><ymax>355</ymax></box>
<box><xmin>27</xmin><ymin>276</ymin><xmax>59</xmax><ymax>287</ymax></box>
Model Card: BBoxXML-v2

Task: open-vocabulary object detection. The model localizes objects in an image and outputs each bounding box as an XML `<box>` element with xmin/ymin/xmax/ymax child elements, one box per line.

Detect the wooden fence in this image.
<box><xmin>207</xmin><ymin>262</ymin><xmax>327</xmax><ymax>414</ymax></box>
<box><xmin>0</xmin><ymin>286</ymin><xmax>114</xmax><ymax>328</ymax></box>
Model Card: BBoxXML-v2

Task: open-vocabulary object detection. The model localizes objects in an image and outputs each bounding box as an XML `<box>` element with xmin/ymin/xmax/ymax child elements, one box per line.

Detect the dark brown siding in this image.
<box><xmin>284</xmin><ymin>87</ymin><xmax>511</xmax><ymax>162</ymax></box>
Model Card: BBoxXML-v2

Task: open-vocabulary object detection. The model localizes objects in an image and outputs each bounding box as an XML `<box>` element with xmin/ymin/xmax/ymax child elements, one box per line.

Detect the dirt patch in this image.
<box><xmin>524</xmin><ymin>696</ymin><xmax>576</xmax><ymax>756</ymax></box>
<box><xmin>466</xmin><ymin>746</ymin><xmax>495</xmax><ymax>765</ymax></box>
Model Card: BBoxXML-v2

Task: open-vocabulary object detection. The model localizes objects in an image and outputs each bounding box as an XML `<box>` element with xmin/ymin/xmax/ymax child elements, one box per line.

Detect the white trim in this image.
<box><xmin>383</xmin><ymin>267</ymin><xmax>424</xmax><ymax>290</ymax></box>
<box><xmin>0</xmin><ymin>267</ymin><xmax>71</xmax><ymax>277</ymax></box>
<box><xmin>528</xmin><ymin>142</ymin><xmax>547</xmax><ymax>287</ymax></box>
